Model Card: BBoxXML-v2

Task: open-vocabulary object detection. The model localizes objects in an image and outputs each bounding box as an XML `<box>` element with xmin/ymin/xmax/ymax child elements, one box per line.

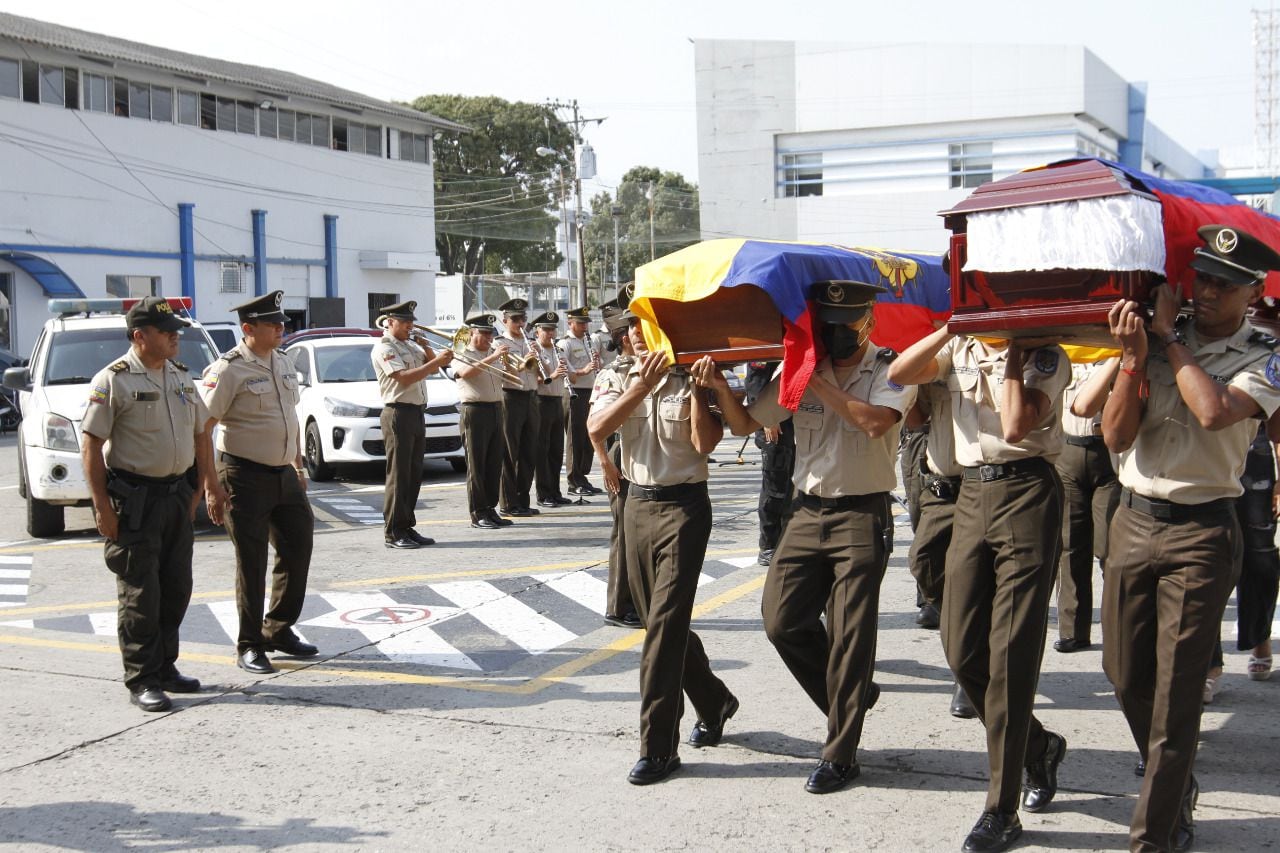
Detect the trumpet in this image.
<box><xmin>522</xmin><ymin>328</ymin><xmax>553</xmax><ymax>382</ymax></box>
<box><xmin>378</xmin><ymin>316</ymin><xmax>523</xmax><ymax>385</ymax></box>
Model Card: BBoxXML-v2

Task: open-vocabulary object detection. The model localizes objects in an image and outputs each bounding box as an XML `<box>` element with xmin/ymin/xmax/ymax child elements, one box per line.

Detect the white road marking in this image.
<box><xmin>720</xmin><ymin>556</ymin><xmax>761</xmax><ymax>569</ymax></box>
<box><xmin>307</xmin><ymin>591</ymin><xmax>478</xmax><ymax>670</ymax></box>
<box><xmin>0</xmin><ymin>584</ymin><xmax>28</xmax><ymax>596</ymax></box>
<box><xmin>431</xmin><ymin>581</ymin><xmax>576</xmax><ymax>655</ymax></box>
<box><xmin>206</xmin><ymin>600</ymin><xmax>242</xmax><ymax>643</ymax></box>
<box><xmin>0</xmin><ymin>569</ymin><xmax>31</xmax><ymax>579</ymax></box>
<box><xmin>530</xmin><ymin>571</ymin><xmax>608</xmax><ymax>616</ymax></box>
<box><xmin>0</xmin><ymin>556</ymin><xmax>34</xmax><ymax>564</ymax></box>
<box><xmin>89</xmin><ymin>612</ymin><xmax>116</xmax><ymax>637</ymax></box>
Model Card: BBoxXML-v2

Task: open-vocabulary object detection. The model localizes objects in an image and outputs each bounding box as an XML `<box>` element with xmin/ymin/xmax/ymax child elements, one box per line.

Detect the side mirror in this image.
<box><xmin>296</xmin><ymin>371</ymin><xmax>310</xmax><ymax>387</ymax></box>
<box><xmin>2</xmin><ymin>366</ymin><xmax>31</xmax><ymax>392</ymax></box>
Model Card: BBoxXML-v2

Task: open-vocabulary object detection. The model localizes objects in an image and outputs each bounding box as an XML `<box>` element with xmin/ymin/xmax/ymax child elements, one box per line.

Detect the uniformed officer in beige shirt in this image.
<box><xmin>370</xmin><ymin>299</ymin><xmax>453</xmax><ymax>549</ymax></box>
<box><xmin>891</xmin><ymin>325</ymin><xmax>1071</xmax><ymax>853</ymax></box>
<box><xmin>1102</xmin><ymin>225</ymin><xmax>1280</xmax><ymax>853</ymax></box>
<box><xmin>560</xmin><ymin>306</ymin><xmax>603</xmax><ymax>495</ymax></box>
<box><xmin>201</xmin><ymin>290</ymin><xmax>315</xmax><ymax>676</ymax></box>
<box><xmin>82</xmin><ymin>296</ymin><xmax>216</xmax><ymax>712</ymax></box>
<box><xmin>702</xmin><ymin>280</ymin><xmax>914</xmax><ymax>795</ymax></box>
<box><xmin>454</xmin><ymin>314</ymin><xmax>513</xmax><ymax>529</ymax></box>
<box><xmin>588</xmin><ymin>314</ymin><xmax>737</xmax><ymax>786</ymax></box>
<box><xmin>531</xmin><ymin>312</ymin><xmax>571</xmax><ymax>506</ymax></box>
<box><xmin>495</xmin><ymin>298</ymin><xmax>541</xmax><ymax>516</ymax></box>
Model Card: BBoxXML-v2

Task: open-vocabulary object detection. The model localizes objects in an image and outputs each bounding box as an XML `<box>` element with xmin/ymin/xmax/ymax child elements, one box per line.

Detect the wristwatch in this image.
<box><xmin>1160</xmin><ymin>329</ymin><xmax>1183</xmax><ymax>347</ymax></box>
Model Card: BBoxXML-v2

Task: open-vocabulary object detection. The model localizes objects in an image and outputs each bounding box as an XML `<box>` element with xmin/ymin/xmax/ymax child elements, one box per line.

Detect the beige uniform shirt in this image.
<box><xmin>559</xmin><ymin>332</ymin><xmax>599</xmax><ymax>391</ymax></box>
<box><xmin>371</xmin><ymin>334</ymin><xmax>427</xmax><ymax>406</ymax></box>
<box><xmin>591</xmin><ymin>368</ymin><xmax>712</xmax><ymax>487</ymax></box>
<box><xmin>920</xmin><ymin>380</ymin><xmax>961</xmax><ymax>478</ymax></box>
<box><xmin>749</xmin><ymin>347</ymin><xmax>916</xmax><ymax>497</ymax></box>
<box><xmin>535</xmin><ymin>342</ymin><xmax>568</xmax><ymax>398</ymax></box>
<box><xmin>496</xmin><ymin>332</ymin><xmax>539</xmax><ymax>392</ymax></box>
<box><xmin>1119</xmin><ymin>323</ymin><xmax>1280</xmax><ymax>503</ymax></box>
<box><xmin>1062</xmin><ymin>361</ymin><xmax>1106</xmax><ymax>438</ymax></box>
<box><xmin>200</xmin><ymin>342</ymin><xmax>301</xmax><ymax>467</ymax></box>
<box><xmin>935</xmin><ymin>336</ymin><xmax>1071</xmax><ymax>467</ymax></box>
<box><xmin>82</xmin><ymin>348</ymin><xmax>208</xmax><ymax>478</ymax></box>
<box><xmin>456</xmin><ymin>347</ymin><xmax>503</xmax><ymax>403</ymax></box>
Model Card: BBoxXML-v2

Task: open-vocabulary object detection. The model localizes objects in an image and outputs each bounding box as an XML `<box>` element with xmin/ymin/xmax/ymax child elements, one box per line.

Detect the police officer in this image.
<box><xmin>744</xmin><ymin>360</ymin><xmax>795</xmax><ymax>566</ymax></box>
<box><xmin>891</xmin><ymin>326</ymin><xmax>1071</xmax><ymax>853</ymax></box>
<box><xmin>531</xmin><ymin>311</ymin><xmax>571</xmax><ymax>507</ymax></box>
<box><xmin>898</xmin><ymin>398</ymin><xmax>933</xmax><ymax>620</ymax></box>
<box><xmin>1054</xmin><ymin>358</ymin><xmax>1120</xmax><ymax>653</ymax></box>
<box><xmin>589</xmin><ymin>300</ymin><xmax>639</xmax><ymax>628</ymax></box>
<box><xmin>495</xmin><ymin>298</ymin><xmax>541</xmax><ymax>516</ymax></box>
<box><xmin>370</xmin><ymin>299</ymin><xmax>453</xmax><ymax>549</ymax></box>
<box><xmin>701</xmin><ymin>280</ymin><xmax>914</xmax><ymax>794</ymax></box>
<box><xmin>454</xmin><ymin>314</ymin><xmax>512</xmax><ymax>530</ymax></box>
<box><xmin>82</xmin><ymin>297</ymin><xmax>216</xmax><ymax>712</ymax></box>
<box><xmin>201</xmin><ymin>291</ymin><xmax>317</xmax><ymax>675</ymax></box>
<box><xmin>588</xmin><ymin>314</ymin><xmax>738</xmax><ymax>785</ymax></box>
<box><xmin>561</xmin><ymin>306</ymin><xmax>603</xmax><ymax>496</ymax></box>
<box><xmin>1102</xmin><ymin>225</ymin><xmax>1280</xmax><ymax>853</ymax></box>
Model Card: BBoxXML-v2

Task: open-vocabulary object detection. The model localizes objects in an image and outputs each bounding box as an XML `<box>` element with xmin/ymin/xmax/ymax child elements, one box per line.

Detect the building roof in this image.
<box><xmin>0</xmin><ymin>12</ymin><xmax>468</xmax><ymax>133</ymax></box>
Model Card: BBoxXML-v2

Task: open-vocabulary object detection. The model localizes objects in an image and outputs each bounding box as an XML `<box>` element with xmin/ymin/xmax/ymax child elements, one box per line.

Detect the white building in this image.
<box><xmin>695</xmin><ymin>40</ymin><xmax>1219</xmax><ymax>251</ymax></box>
<box><xmin>0</xmin><ymin>12</ymin><xmax>464</xmax><ymax>356</ymax></box>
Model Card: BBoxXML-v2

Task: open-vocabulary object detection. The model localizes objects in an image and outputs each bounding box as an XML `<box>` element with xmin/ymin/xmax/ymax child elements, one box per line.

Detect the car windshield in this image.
<box><xmin>42</xmin><ymin>327</ymin><xmax>218</xmax><ymax>385</ymax></box>
<box><xmin>314</xmin><ymin>344</ymin><xmax>376</xmax><ymax>383</ymax></box>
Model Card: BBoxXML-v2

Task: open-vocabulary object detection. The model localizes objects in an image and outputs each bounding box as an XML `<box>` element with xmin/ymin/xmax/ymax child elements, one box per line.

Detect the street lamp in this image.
<box><xmin>537</xmin><ymin>146</ymin><xmax>571</xmax><ymax>304</ymax></box>
<box><xmin>611</xmin><ymin>204</ymin><xmax>623</xmax><ymax>295</ymax></box>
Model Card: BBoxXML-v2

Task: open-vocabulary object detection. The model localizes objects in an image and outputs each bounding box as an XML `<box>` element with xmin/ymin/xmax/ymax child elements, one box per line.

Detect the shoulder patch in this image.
<box><xmin>1266</xmin><ymin>353</ymin><xmax>1280</xmax><ymax>389</ymax></box>
<box><xmin>1250</xmin><ymin>329</ymin><xmax>1280</xmax><ymax>350</ymax></box>
<box><xmin>108</xmin><ymin>360</ymin><xmax>128</xmax><ymax>373</ymax></box>
<box><xmin>169</xmin><ymin>359</ymin><xmax>188</xmax><ymax>372</ymax></box>
<box><xmin>1033</xmin><ymin>348</ymin><xmax>1060</xmax><ymax>375</ymax></box>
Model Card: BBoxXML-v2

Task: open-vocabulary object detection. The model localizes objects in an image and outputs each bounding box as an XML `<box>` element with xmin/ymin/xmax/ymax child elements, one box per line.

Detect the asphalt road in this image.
<box><xmin>0</xmin><ymin>432</ymin><xmax>1276</xmax><ymax>852</ymax></box>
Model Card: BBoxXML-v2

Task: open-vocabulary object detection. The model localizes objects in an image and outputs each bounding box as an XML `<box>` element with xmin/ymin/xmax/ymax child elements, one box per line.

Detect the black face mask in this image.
<box><xmin>820</xmin><ymin>324</ymin><xmax>862</xmax><ymax>360</ymax></box>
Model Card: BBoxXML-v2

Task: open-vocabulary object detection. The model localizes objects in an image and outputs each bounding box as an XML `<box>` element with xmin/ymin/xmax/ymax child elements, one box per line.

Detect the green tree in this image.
<box><xmin>582</xmin><ymin>166</ymin><xmax>700</xmax><ymax>288</ymax></box>
<box><xmin>412</xmin><ymin>95</ymin><xmax>575</xmax><ymax>277</ymax></box>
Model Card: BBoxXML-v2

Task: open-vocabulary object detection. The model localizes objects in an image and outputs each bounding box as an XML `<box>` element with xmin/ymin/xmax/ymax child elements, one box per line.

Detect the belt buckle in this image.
<box><xmin>979</xmin><ymin>464</ymin><xmax>999</xmax><ymax>482</ymax></box>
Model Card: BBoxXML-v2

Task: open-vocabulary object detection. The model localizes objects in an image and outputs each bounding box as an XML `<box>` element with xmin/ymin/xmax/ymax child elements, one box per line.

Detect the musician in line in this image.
<box><xmin>532</xmin><ymin>312</ymin><xmax>571</xmax><ymax>508</ymax></box>
<box><xmin>455</xmin><ymin>315</ymin><xmax>513</xmax><ymax>530</ymax></box>
<box><xmin>588</xmin><ymin>315</ymin><xmax>738</xmax><ymax>786</ymax></box>
<box><xmin>699</xmin><ymin>280</ymin><xmax>912</xmax><ymax>794</ymax></box>
<box><xmin>495</xmin><ymin>298</ymin><xmax>541</xmax><ymax>517</ymax></box>
<box><xmin>561</xmin><ymin>306</ymin><xmax>604</xmax><ymax>496</ymax></box>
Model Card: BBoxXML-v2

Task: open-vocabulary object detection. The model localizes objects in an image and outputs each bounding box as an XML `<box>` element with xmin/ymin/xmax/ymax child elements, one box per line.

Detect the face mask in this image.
<box><xmin>820</xmin><ymin>322</ymin><xmax>869</xmax><ymax>360</ymax></box>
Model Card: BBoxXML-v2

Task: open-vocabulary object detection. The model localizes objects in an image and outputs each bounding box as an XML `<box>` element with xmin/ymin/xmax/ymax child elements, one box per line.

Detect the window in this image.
<box><xmin>128</xmin><ymin>82</ymin><xmax>150</xmax><ymax>120</ymax></box>
<box><xmin>113</xmin><ymin>78</ymin><xmax>129</xmax><ymax>116</ymax></box>
<box><xmin>21</xmin><ymin>61</ymin><xmax>38</xmax><ymax>104</ymax></box>
<box><xmin>84</xmin><ymin>73</ymin><xmax>108</xmax><ymax>113</ymax></box>
<box><xmin>105</xmin><ymin>275</ymin><xmax>159</xmax><ymax>298</ymax></box>
<box><xmin>368</xmin><ymin>293</ymin><xmax>398</xmax><ymax>329</ymax></box>
<box><xmin>333</xmin><ymin>118</ymin><xmax>349</xmax><ymax>151</ymax></box>
<box><xmin>364</xmin><ymin>125</ymin><xmax>382</xmax><ymax>156</ymax></box>
<box><xmin>150</xmin><ymin>86</ymin><xmax>172</xmax><ymax>122</ymax></box>
<box><xmin>219</xmin><ymin>263</ymin><xmax>245</xmax><ymax>294</ymax></box>
<box><xmin>235</xmin><ymin>100</ymin><xmax>254</xmax><ymax>134</ymax></box>
<box><xmin>397</xmin><ymin>132</ymin><xmax>429</xmax><ymax>164</ymax></box>
<box><xmin>0</xmin><ymin>58</ymin><xmax>17</xmax><ymax>100</ymax></box>
<box><xmin>311</xmin><ymin>115</ymin><xmax>329</xmax><ymax>147</ymax></box>
<box><xmin>177</xmin><ymin>90</ymin><xmax>198</xmax><ymax>126</ymax></box>
<box><xmin>259</xmin><ymin>107</ymin><xmax>277</xmax><ymax>139</ymax></box>
<box><xmin>216</xmin><ymin>97</ymin><xmax>235</xmax><ymax>132</ymax></box>
<box><xmin>949</xmin><ymin>142</ymin><xmax>994</xmax><ymax>189</ymax></box>
<box><xmin>199</xmin><ymin>93</ymin><xmax>216</xmax><ymax>129</ymax></box>
<box><xmin>296</xmin><ymin>113</ymin><xmax>313</xmax><ymax>145</ymax></box>
<box><xmin>62</xmin><ymin>68</ymin><xmax>78</xmax><ymax>109</ymax></box>
<box><xmin>39</xmin><ymin>66</ymin><xmax>64</xmax><ymax>106</ymax></box>
<box><xmin>278</xmin><ymin>109</ymin><xmax>296</xmax><ymax>141</ymax></box>
<box><xmin>0</xmin><ymin>273</ymin><xmax>12</xmax><ymax>352</ymax></box>
<box><xmin>781</xmin><ymin>153</ymin><xmax>823</xmax><ymax>197</ymax></box>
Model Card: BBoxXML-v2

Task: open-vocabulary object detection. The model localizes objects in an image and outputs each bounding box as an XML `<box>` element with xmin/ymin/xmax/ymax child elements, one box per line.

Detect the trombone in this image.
<box><xmin>377</xmin><ymin>316</ymin><xmax>522</xmax><ymax>384</ymax></box>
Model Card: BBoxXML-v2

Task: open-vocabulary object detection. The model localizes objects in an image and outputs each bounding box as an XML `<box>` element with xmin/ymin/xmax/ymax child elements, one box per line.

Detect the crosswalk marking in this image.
<box><xmin>89</xmin><ymin>611</ymin><xmax>115</xmax><ymax>637</ymax></box>
<box><xmin>312</xmin><ymin>591</ymin><xmax>478</xmax><ymax>670</ymax></box>
<box><xmin>0</xmin><ymin>584</ymin><xmax>26</xmax><ymax>596</ymax></box>
<box><xmin>721</xmin><ymin>556</ymin><xmax>761</xmax><ymax>569</ymax></box>
<box><xmin>529</xmin><ymin>571</ymin><xmax>608</xmax><ymax>616</ymax></box>
<box><xmin>0</xmin><ymin>556</ymin><xmax>32</xmax><ymax>608</ymax></box>
<box><xmin>207</xmin><ymin>600</ymin><xmax>242</xmax><ymax>643</ymax></box>
<box><xmin>0</xmin><ymin>569</ymin><xmax>30</xmax><ymax>579</ymax></box>
<box><xmin>431</xmin><ymin>581</ymin><xmax>576</xmax><ymax>655</ymax></box>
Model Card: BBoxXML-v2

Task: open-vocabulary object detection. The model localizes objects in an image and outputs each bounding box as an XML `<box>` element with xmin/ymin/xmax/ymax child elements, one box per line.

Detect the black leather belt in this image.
<box><xmin>961</xmin><ymin>458</ymin><xmax>1050</xmax><ymax>482</ymax></box>
<box><xmin>503</xmin><ymin>388</ymin><xmax>535</xmax><ymax>395</ymax></box>
<box><xmin>1120</xmin><ymin>488</ymin><xmax>1232</xmax><ymax>522</ymax></box>
<box><xmin>461</xmin><ymin>401</ymin><xmax>499</xmax><ymax>407</ymax></box>
<box><xmin>109</xmin><ymin>468</ymin><xmax>185</xmax><ymax>487</ymax></box>
<box><xmin>1065</xmin><ymin>435</ymin><xmax>1106</xmax><ymax>447</ymax></box>
<box><xmin>385</xmin><ymin>402</ymin><xmax>425</xmax><ymax>410</ymax></box>
<box><xmin>794</xmin><ymin>491</ymin><xmax>880</xmax><ymax>511</ymax></box>
<box><xmin>628</xmin><ymin>482</ymin><xmax>707</xmax><ymax>501</ymax></box>
<box><xmin>220</xmin><ymin>452</ymin><xmax>291</xmax><ymax>474</ymax></box>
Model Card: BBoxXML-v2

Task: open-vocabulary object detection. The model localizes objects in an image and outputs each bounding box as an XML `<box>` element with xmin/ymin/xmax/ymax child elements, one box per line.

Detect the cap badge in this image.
<box><xmin>826</xmin><ymin>283</ymin><xmax>844</xmax><ymax>303</ymax></box>
<box><xmin>156</xmin><ymin>302</ymin><xmax>173</xmax><ymax>314</ymax></box>
<box><xmin>273</xmin><ymin>292</ymin><xmax>283</xmax><ymax>307</ymax></box>
<box><xmin>1215</xmin><ymin>228</ymin><xmax>1239</xmax><ymax>255</ymax></box>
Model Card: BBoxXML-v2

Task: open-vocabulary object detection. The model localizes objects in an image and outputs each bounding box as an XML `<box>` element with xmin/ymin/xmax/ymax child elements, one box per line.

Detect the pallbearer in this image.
<box><xmin>702</xmin><ymin>280</ymin><xmax>912</xmax><ymax>794</ymax></box>
<box><xmin>561</xmin><ymin>306</ymin><xmax>604</xmax><ymax>495</ymax></box>
<box><xmin>454</xmin><ymin>314</ymin><xmax>513</xmax><ymax>530</ymax></box>
<box><xmin>531</xmin><ymin>312</ymin><xmax>571</xmax><ymax>507</ymax></box>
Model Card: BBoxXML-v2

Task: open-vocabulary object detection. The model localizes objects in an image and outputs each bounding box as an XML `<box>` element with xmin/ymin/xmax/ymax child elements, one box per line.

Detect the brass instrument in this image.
<box><xmin>377</xmin><ymin>316</ymin><xmax>522</xmax><ymax>384</ymax></box>
<box><xmin>522</xmin><ymin>328</ymin><xmax>553</xmax><ymax>382</ymax></box>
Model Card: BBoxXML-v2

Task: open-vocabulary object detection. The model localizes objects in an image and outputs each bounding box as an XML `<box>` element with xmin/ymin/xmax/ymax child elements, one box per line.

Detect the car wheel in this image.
<box><xmin>27</xmin><ymin>492</ymin><xmax>64</xmax><ymax>538</ymax></box>
<box><xmin>305</xmin><ymin>420</ymin><xmax>336</xmax><ymax>482</ymax></box>
<box><xmin>449</xmin><ymin>457</ymin><xmax>467</xmax><ymax>473</ymax></box>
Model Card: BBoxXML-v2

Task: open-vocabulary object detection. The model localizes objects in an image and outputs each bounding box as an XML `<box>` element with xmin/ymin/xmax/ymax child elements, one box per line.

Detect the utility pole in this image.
<box><xmin>544</xmin><ymin>99</ymin><xmax>605</xmax><ymax>308</ymax></box>
<box><xmin>646</xmin><ymin>183</ymin><xmax>656</xmax><ymax>261</ymax></box>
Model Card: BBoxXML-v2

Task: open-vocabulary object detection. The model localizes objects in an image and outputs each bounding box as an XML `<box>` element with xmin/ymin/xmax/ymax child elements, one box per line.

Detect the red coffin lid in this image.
<box><xmin>939</xmin><ymin>159</ymin><xmax>1158</xmax><ymax>225</ymax></box>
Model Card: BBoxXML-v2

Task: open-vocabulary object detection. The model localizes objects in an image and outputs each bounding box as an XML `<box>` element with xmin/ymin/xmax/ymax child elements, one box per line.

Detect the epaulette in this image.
<box><xmin>108</xmin><ymin>360</ymin><xmax>128</xmax><ymax>373</ymax></box>
<box><xmin>1248</xmin><ymin>329</ymin><xmax>1280</xmax><ymax>349</ymax></box>
<box><xmin>169</xmin><ymin>359</ymin><xmax>188</xmax><ymax>372</ymax></box>
<box><xmin>877</xmin><ymin>348</ymin><xmax>899</xmax><ymax>362</ymax></box>
<box><xmin>222</xmin><ymin>350</ymin><xmax>243</xmax><ymax>361</ymax></box>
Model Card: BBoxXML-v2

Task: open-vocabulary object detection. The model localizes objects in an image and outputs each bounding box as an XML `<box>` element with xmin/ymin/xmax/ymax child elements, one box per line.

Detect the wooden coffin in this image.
<box><xmin>940</xmin><ymin>160</ymin><xmax>1163</xmax><ymax>347</ymax></box>
<box><xmin>646</xmin><ymin>284</ymin><xmax>785</xmax><ymax>365</ymax></box>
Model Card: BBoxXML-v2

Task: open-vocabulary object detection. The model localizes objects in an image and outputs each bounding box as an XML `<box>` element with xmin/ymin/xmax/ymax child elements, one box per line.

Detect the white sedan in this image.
<box><xmin>283</xmin><ymin>337</ymin><xmax>465</xmax><ymax>481</ymax></box>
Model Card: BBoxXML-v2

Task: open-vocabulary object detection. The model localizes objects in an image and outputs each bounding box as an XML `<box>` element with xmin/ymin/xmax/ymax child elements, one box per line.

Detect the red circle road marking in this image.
<box><xmin>339</xmin><ymin>606</ymin><xmax>432</xmax><ymax>625</ymax></box>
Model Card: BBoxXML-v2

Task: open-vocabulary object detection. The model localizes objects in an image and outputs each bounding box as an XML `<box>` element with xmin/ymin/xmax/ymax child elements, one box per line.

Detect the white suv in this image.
<box><xmin>2</xmin><ymin>298</ymin><xmax>220</xmax><ymax>537</ymax></box>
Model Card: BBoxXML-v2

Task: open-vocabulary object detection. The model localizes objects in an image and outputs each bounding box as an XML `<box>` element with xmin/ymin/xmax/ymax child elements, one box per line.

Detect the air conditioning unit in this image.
<box><xmin>219</xmin><ymin>262</ymin><xmax>245</xmax><ymax>294</ymax></box>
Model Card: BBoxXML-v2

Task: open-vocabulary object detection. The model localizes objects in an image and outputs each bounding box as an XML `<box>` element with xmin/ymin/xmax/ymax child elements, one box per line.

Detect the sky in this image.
<box><xmin>0</xmin><ymin>0</ymin><xmax>1267</xmax><ymax>198</ymax></box>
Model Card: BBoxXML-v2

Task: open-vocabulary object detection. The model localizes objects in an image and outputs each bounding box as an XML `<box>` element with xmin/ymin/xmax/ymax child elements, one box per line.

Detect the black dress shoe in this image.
<box><xmin>405</xmin><ymin>529</ymin><xmax>435</xmax><ymax>546</ymax></box>
<box><xmin>472</xmin><ymin>514</ymin><xmax>501</xmax><ymax>529</ymax></box>
<box><xmin>951</xmin><ymin>683</ymin><xmax>977</xmax><ymax>719</ymax></box>
<box><xmin>757</xmin><ymin>549</ymin><xmax>774</xmax><ymax>566</ymax></box>
<box><xmin>962</xmin><ymin>811</ymin><xmax>1022</xmax><ymax>853</ymax></box>
<box><xmin>237</xmin><ymin>648</ymin><xmax>276</xmax><ymax>674</ymax></box>
<box><xmin>501</xmin><ymin>506</ymin><xmax>532</xmax><ymax>517</ymax></box>
<box><xmin>804</xmin><ymin>759</ymin><xmax>859</xmax><ymax>794</ymax></box>
<box><xmin>916</xmin><ymin>603</ymin><xmax>941</xmax><ymax>629</ymax></box>
<box><xmin>266</xmin><ymin>633</ymin><xmax>319</xmax><ymax>657</ymax></box>
<box><xmin>385</xmin><ymin>535</ymin><xmax>421</xmax><ymax>549</ymax></box>
<box><xmin>1021</xmin><ymin>730</ymin><xmax>1067</xmax><ymax>812</ymax></box>
<box><xmin>604</xmin><ymin>612</ymin><xmax>642</xmax><ymax>628</ymax></box>
<box><xmin>129</xmin><ymin>686</ymin><xmax>172</xmax><ymax>712</ymax></box>
<box><xmin>159</xmin><ymin>672</ymin><xmax>201</xmax><ymax>693</ymax></box>
<box><xmin>486</xmin><ymin>509</ymin><xmax>514</xmax><ymax>527</ymax></box>
<box><xmin>627</xmin><ymin>755</ymin><xmax>681</xmax><ymax>785</ymax></box>
<box><xmin>688</xmin><ymin>694</ymin><xmax>739</xmax><ymax>747</ymax></box>
<box><xmin>583</xmin><ymin>484</ymin><xmax>604</xmax><ymax>494</ymax></box>
<box><xmin>1173</xmin><ymin>775</ymin><xmax>1198</xmax><ymax>853</ymax></box>
<box><xmin>867</xmin><ymin>681</ymin><xmax>881</xmax><ymax>711</ymax></box>
<box><xmin>568</xmin><ymin>486</ymin><xmax>593</xmax><ymax>496</ymax></box>
<box><xmin>1134</xmin><ymin>757</ymin><xmax>1146</xmax><ymax>777</ymax></box>
<box><xmin>524</xmin><ymin>506</ymin><xmax>541</xmax><ymax>515</ymax></box>
<box><xmin>1053</xmin><ymin>637</ymin><xmax>1093</xmax><ymax>653</ymax></box>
